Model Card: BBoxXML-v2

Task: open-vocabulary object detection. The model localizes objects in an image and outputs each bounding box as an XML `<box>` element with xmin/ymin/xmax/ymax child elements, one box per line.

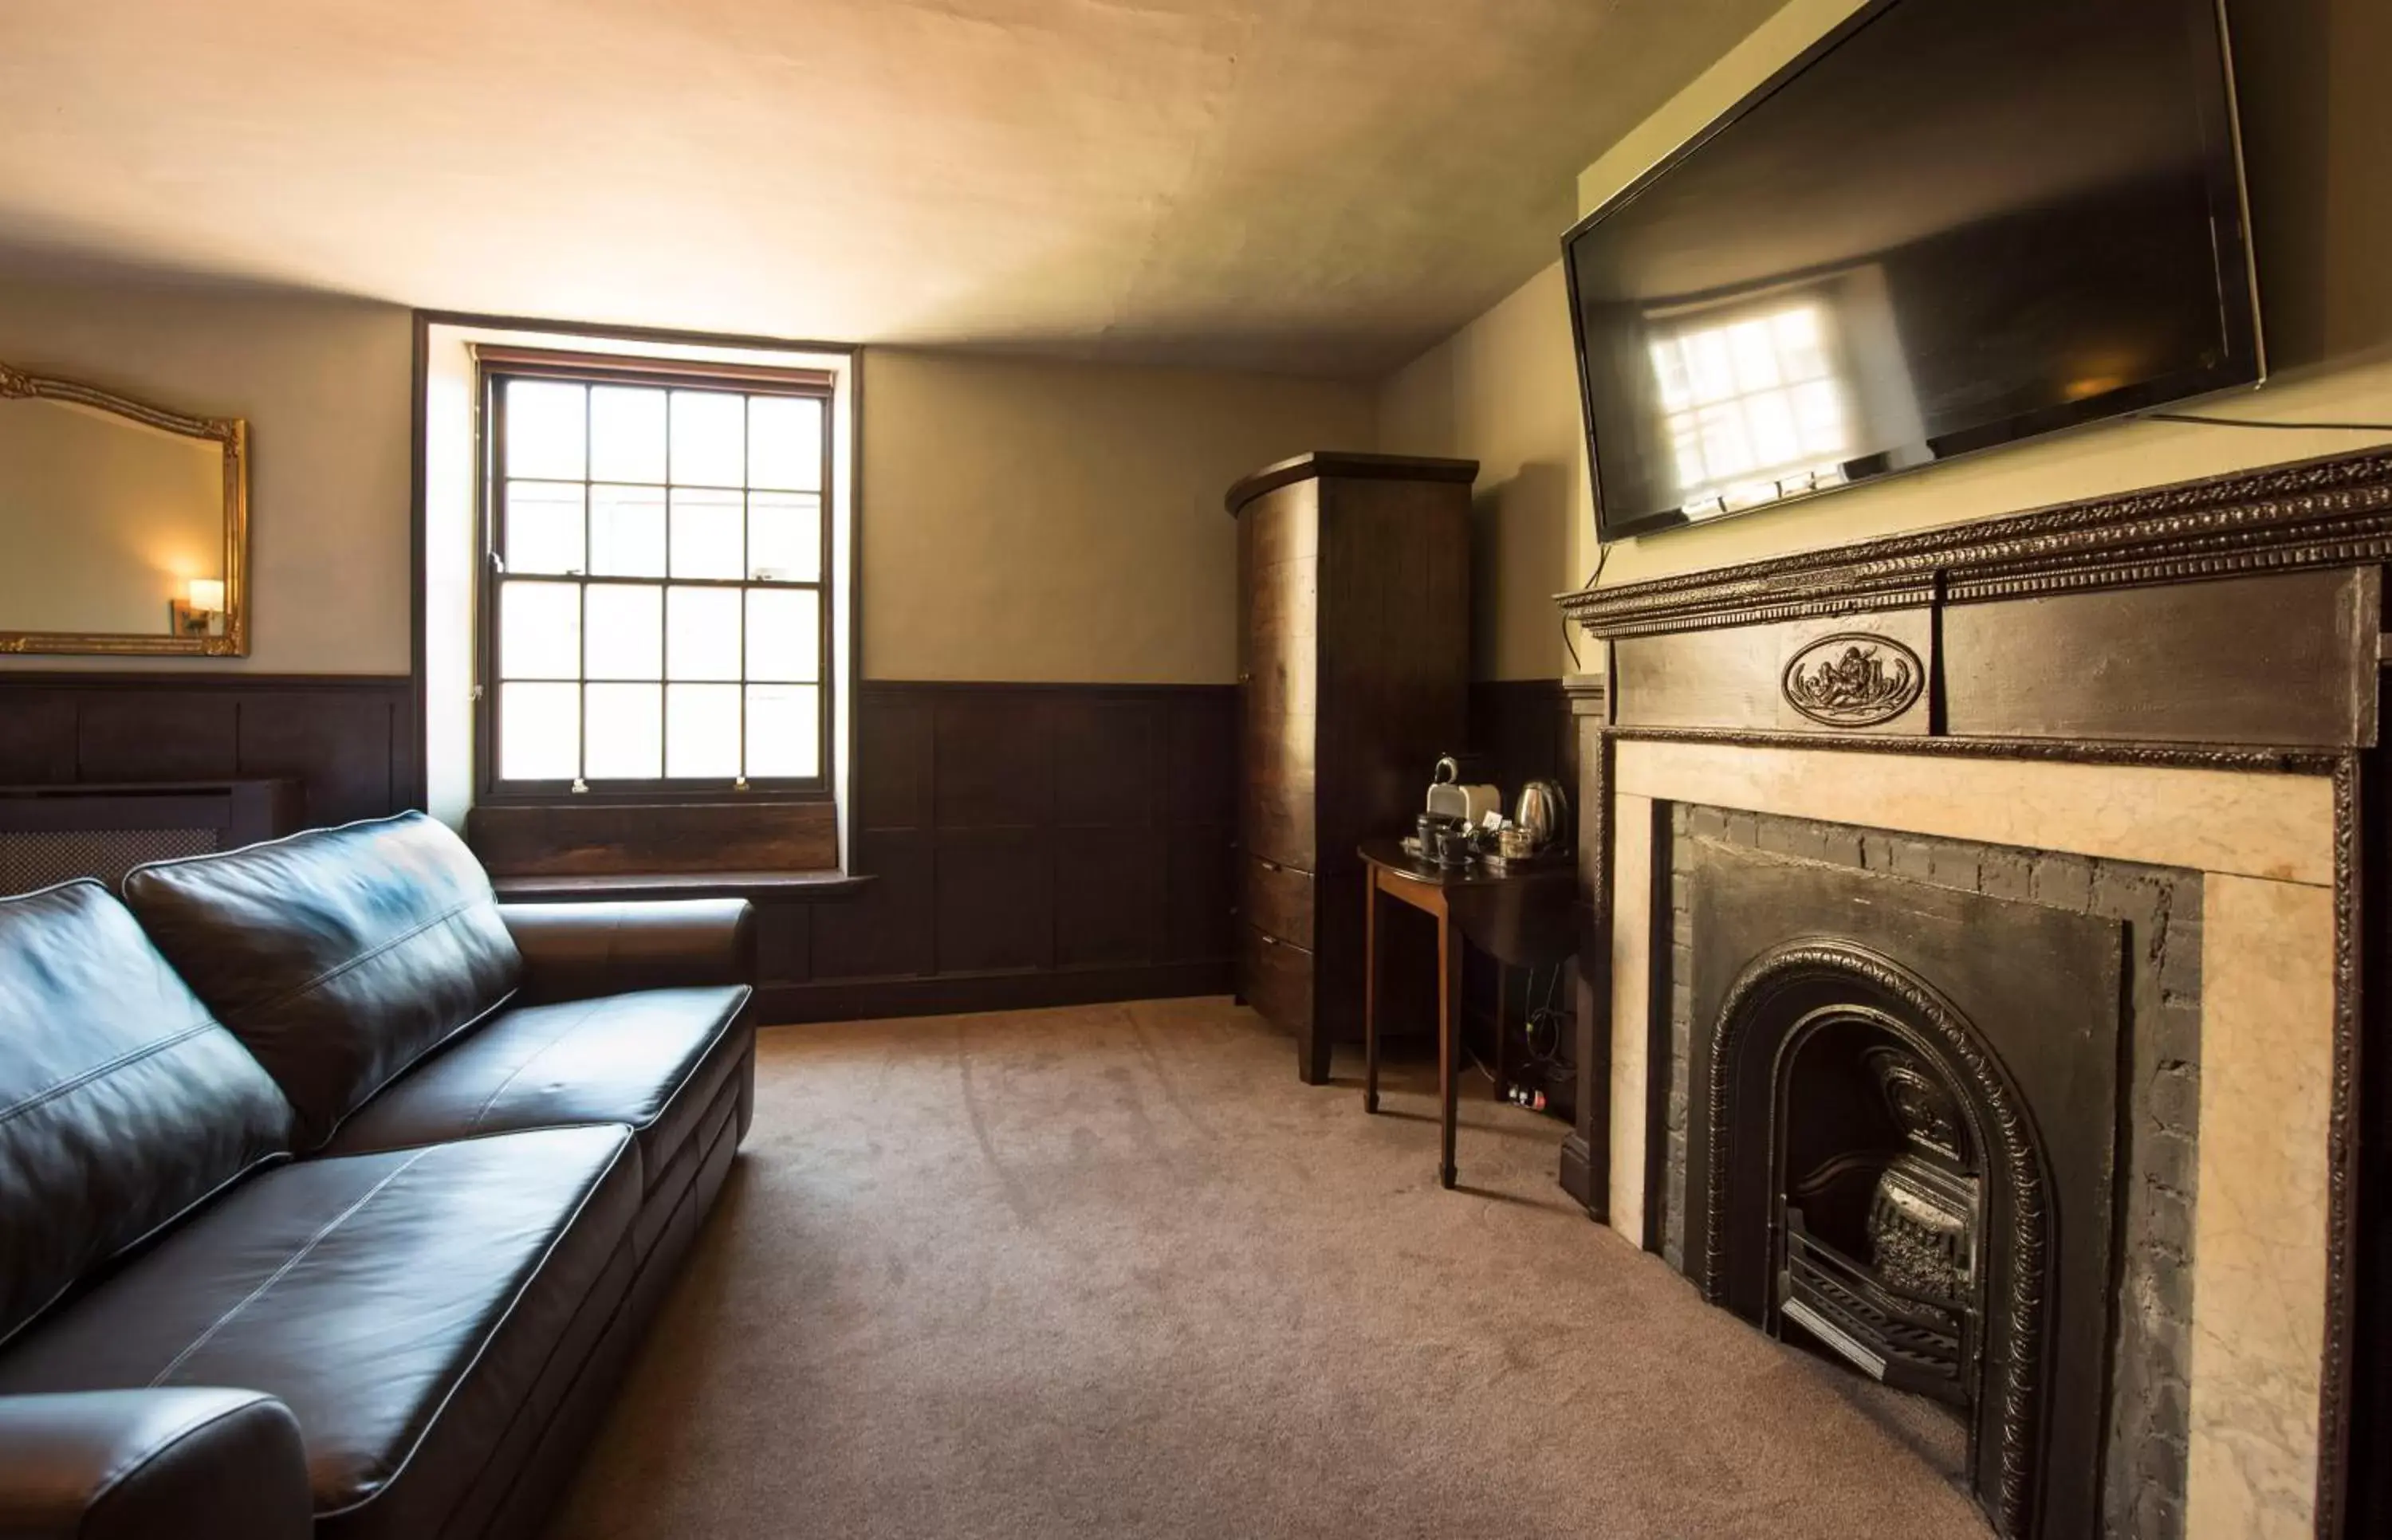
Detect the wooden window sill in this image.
<box><xmin>466</xmin><ymin>800</ymin><xmax>841</xmax><ymax>887</ymax></box>
<box><xmin>490</xmin><ymin>870</ymin><xmax>873</xmax><ymax>902</ymax></box>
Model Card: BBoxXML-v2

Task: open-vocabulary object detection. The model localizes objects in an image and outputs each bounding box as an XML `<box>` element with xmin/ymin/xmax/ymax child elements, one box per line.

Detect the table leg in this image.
<box><xmin>1438</xmin><ymin>909</ymin><xmax>1458</xmax><ymax>1190</ymax></box>
<box><xmin>1363</xmin><ymin>874</ymin><xmax>1381</xmax><ymax>1114</ymax></box>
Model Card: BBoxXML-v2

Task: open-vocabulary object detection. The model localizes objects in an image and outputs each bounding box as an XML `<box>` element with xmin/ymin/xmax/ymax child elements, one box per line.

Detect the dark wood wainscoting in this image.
<box><xmin>1468</xmin><ymin>678</ymin><xmax>1579</xmax><ymax>800</ymax></box>
<box><xmin>0</xmin><ymin>671</ymin><xmax>1564</xmax><ymax>1048</ymax></box>
<box><xmin>0</xmin><ymin>673</ymin><xmax>415</xmax><ymax>828</ymax></box>
<box><xmin>759</xmin><ymin>681</ymin><xmax>1237</xmax><ymax>1023</ymax></box>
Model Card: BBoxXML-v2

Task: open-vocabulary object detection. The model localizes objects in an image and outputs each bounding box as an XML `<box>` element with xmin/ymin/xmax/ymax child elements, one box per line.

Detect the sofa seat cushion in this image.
<box><xmin>122</xmin><ymin>812</ymin><xmax>524</xmax><ymax>1151</ymax></box>
<box><xmin>324</xmin><ymin>985</ymin><xmax>751</xmax><ymax>1195</ymax></box>
<box><xmin>0</xmin><ymin>1126</ymin><xmax>638</xmax><ymax>1539</ymax></box>
<box><xmin>0</xmin><ymin>882</ymin><xmax>292</xmax><ymax>1351</ymax></box>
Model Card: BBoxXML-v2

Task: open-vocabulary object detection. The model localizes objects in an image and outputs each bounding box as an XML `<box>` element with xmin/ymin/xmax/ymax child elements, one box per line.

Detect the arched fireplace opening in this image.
<box><xmin>1779</xmin><ymin>1020</ymin><xmax>1981</xmax><ymax>1412</ymax></box>
<box><xmin>1702</xmin><ymin>944</ymin><xmax>2050</xmax><ymax>1539</ymax></box>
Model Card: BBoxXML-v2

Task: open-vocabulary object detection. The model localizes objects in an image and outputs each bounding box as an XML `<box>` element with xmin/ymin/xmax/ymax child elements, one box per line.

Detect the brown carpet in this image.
<box><xmin>547</xmin><ymin>998</ymin><xmax>1989</xmax><ymax>1540</ymax></box>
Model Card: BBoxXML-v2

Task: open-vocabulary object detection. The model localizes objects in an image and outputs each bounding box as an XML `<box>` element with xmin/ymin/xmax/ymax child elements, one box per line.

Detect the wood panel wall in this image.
<box><xmin>758</xmin><ymin>682</ymin><xmax>1237</xmax><ymax>1022</ymax></box>
<box><xmin>0</xmin><ymin>673</ymin><xmax>416</xmax><ymax>828</ymax></box>
<box><xmin>0</xmin><ymin>672</ymin><xmax>1572</xmax><ymax>1052</ymax></box>
<box><xmin>1467</xmin><ymin>678</ymin><xmax>1578</xmax><ymax>807</ymax></box>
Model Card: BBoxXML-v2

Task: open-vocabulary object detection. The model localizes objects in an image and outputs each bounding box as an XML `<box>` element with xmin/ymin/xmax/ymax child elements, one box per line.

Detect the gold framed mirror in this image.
<box><xmin>0</xmin><ymin>361</ymin><xmax>248</xmax><ymax>657</ymax></box>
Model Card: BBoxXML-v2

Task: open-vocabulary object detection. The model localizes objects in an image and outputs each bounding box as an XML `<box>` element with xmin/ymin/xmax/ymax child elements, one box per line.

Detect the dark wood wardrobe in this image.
<box><xmin>1226</xmin><ymin>451</ymin><xmax>1474</xmax><ymax>1083</ymax></box>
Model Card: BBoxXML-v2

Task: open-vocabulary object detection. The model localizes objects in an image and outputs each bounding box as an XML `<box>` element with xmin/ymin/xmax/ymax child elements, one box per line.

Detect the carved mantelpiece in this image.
<box><xmin>1560</xmin><ymin>446</ymin><xmax>2392</xmax><ymax>639</ymax></box>
<box><xmin>1555</xmin><ymin>444</ymin><xmax>2392</xmax><ymax>1540</ymax></box>
<box><xmin>1780</xmin><ymin>633</ymin><xmax>1924</xmax><ymax>728</ymax></box>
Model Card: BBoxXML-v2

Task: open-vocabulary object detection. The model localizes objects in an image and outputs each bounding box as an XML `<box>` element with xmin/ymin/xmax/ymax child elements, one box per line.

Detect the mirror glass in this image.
<box><xmin>0</xmin><ymin>368</ymin><xmax>246</xmax><ymax>654</ymax></box>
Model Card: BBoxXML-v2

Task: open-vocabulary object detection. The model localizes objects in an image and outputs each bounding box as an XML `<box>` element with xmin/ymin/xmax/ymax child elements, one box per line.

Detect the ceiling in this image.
<box><xmin>0</xmin><ymin>0</ymin><xmax>1783</xmax><ymax>378</ymax></box>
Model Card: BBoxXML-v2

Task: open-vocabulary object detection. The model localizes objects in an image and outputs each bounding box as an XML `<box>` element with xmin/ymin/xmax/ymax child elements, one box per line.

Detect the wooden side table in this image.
<box><xmin>1358</xmin><ymin>836</ymin><xmax>1578</xmax><ymax>1189</ymax></box>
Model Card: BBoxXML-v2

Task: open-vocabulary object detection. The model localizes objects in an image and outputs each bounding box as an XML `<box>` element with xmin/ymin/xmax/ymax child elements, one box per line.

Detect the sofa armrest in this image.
<box><xmin>0</xmin><ymin>1389</ymin><xmax>311</xmax><ymax>1540</ymax></box>
<box><xmin>498</xmin><ymin>898</ymin><xmax>757</xmax><ymax>1004</ymax></box>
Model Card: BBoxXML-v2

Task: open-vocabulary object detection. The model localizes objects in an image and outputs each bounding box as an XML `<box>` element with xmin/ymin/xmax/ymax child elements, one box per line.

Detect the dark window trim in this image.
<box><xmin>474</xmin><ymin>344</ymin><xmax>839</xmax><ymax>393</ymax></box>
<box><xmin>471</xmin><ymin>349</ymin><xmax>840</xmax><ymax>810</ymax></box>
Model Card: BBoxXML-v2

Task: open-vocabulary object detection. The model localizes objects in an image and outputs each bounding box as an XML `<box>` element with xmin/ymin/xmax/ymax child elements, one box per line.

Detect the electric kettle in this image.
<box><xmin>1515</xmin><ymin>780</ymin><xmax>1568</xmax><ymax>852</ymax></box>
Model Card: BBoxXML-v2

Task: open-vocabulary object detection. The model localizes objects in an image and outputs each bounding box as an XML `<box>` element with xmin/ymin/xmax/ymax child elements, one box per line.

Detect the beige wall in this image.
<box><xmin>0</xmin><ymin>273</ymin><xmax>413</xmax><ymax>674</ymax></box>
<box><xmin>1380</xmin><ymin>0</ymin><xmax>2392</xmax><ymax>633</ymax></box>
<box><xmin>0</xmin><ymin>282</ymin><xmax>1371</xmax><ymax>689</ymax></box>
<box><xmin>860</xmin><ymin>348</ymin><xmax>1372</xmax><ymax>683</ymax></box>
<box><xmin>1376</xmin><ymin>263</ymin><xmax>1593</xmax><ymax>682</ymax></box>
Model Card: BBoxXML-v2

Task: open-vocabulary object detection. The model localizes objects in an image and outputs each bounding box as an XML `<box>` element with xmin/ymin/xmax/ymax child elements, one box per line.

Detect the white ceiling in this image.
<box><xmin>0</xmin><ymin>0</ymin><xmax>1783</xmax><ymax>377</ymax></box>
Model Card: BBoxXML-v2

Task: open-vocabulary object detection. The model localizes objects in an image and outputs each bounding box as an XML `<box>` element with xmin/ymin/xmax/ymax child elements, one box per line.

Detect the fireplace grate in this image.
<box><xmin>1780</xmin><ymin>1207</ymin><xmax>1971</xmax><ymax>1407</ymax></box>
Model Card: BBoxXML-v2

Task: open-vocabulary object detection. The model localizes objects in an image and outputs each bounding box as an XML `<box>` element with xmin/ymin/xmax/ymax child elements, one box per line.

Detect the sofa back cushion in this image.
<box><xmin>122</xmin><ymin>812</ymin><xmax>523</xmax><ymax>1150</ymax></box>
<box><xmin>0</xmin><ymin>881</ymin><xmax>293</xmax><ymax>1349</ymax></box>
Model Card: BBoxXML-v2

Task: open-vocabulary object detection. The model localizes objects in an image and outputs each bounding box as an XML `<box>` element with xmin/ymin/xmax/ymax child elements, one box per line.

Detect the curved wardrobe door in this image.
<box><xmin>1237</xmin><ymin>481</ymin><xmax>1317</xmax><ymax>874</ymax></box>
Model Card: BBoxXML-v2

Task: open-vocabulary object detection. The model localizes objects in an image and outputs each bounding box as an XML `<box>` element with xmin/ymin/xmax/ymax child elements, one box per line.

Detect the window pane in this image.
<box><xmin>499</xmin><ymin>682</ymin><xmax>579</xmax><ymax>781</ymax></box>
<box><xmin>747</xmin><ymin>396</ymin><xmax>824</xmax><ymax>491</ymax></box>
<box><xmin>504</xmin><ymin>481</ymin><xmax>585</xmax><ymax>575</ymax></box>
<box><xmin>589</xmin><ymin>485</ymin><xmax>667</xmax><ymax>577</ymax></box>
<box><xmin>584</xmin><ymin>682</ymin><xmax>663</xmax><ymax>779</ymax></box>
<box><xmin>666</xmin><ymin>684</ymin><xmax>741</xmax><ymax>778</ymax></box>
<box><xmin>670</xmin><ymin>391</ymin><xmax>744</xmax><ymax>486</ymax></box>
<box><xmin>746</xmin><ymin>686</ymin><xmax>819</xmax><ymax>779</ymax></box>
<box><xmin>505</xmin><ymin>380</ymin><xmax>586</xmax><ymax>480</ymax></box>
<box><xmin>499</xmin><ymin>580</ymin><xmax>581</xmax><ymax>679</ymax></box>
<box><xmin>666</xmin><ymin>585</ymin><xmax>741</xmax><ymax>680</ymax></box>
<box><xmin>490</xmin><ymin>369</ymin><xmax>837</xmax><ymax>793</ymax></box>
<box><xmin>669</xmin><ymin>488</ymin><xmax>744</xmax><ymax>579</ymax></box>
<box><xmin>589</xmin><ymin>387</ymin><xmax>667</xmax><ymax>483</ymax></box>
<box><xmin>747</xmin><ymin>491</ymin><xmax>821</xmax><ymax>582</ymax></box>
<box><xmin>584</xmin><ymin>583</ymin><xmax>662</xmax><ymax>679</ymax></box>
<box><xmin>745</xmin><ymin>587</ymin><xmax>819</xmax><ymax>682</ymax></box>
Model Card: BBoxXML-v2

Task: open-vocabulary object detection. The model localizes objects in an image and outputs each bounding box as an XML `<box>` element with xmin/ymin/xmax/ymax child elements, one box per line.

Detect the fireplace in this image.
<box><xmin>1554</xmin><ymin>448</ymin><xmax>2392</xmax><ymax>1539</ymax></box>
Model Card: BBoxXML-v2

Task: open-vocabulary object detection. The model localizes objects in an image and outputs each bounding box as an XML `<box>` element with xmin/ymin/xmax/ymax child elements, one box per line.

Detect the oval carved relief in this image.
<box><xmin>1781</xmin><ymin>632</ymin><xmax>1925</xmax><ymax>728</ymax></box>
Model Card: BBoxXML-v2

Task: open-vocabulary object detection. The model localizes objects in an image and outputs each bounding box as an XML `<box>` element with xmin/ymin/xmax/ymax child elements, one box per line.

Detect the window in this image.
<box><xmin>478</xmin><ymin>356</ymin><xmax>833</xmax><ymax>798</ymax></box>
<box><xmin>1650</xmin><ymin>303</ymin><xmax>1851</xmax><ymax>514</ymax></box>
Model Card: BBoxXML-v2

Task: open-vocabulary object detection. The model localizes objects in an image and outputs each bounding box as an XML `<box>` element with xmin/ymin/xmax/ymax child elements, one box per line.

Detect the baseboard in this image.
<box><xmin>758</xmin><ymin>958</ymin><xmax>1232</xmax><ymax>1023</ymax></box>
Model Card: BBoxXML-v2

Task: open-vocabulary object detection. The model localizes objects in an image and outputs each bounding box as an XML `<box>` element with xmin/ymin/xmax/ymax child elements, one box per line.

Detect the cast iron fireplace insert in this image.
<box><xmin>1685</xmin><ymin>843</ymin><xmax>2123</xmax><ymax>1540</ymax></box>
<box><xmin>1777</xmin><ymin>1035</ymin><xmax>1982</xmax><ymax>1410</ymax></box>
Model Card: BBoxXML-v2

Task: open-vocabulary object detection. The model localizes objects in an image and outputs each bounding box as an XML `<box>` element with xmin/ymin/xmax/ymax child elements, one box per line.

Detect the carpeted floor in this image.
<box><xmin>547</xmin><ymin>998</ymin><xmax>1990</xmax><ymax>1539</ymax></box>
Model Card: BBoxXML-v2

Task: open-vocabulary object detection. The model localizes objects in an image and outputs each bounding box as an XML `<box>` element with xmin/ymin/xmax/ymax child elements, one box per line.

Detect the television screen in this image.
<box><xmin>1566</xmin><ymin>0</ymin><xmax>2262</xmax><ymax>543</ymax></box>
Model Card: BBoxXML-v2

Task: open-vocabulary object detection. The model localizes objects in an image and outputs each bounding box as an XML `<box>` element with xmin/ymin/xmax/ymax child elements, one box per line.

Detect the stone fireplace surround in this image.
<box><xmin>1552</xmin><ymin>446</ymin><xmax>2392</xmax><ymax>1540</ymax></box>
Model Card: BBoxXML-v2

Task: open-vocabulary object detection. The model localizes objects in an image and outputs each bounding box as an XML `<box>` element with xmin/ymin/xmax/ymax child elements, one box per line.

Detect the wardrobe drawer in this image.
<box><xmin>1239</xmin><ymin>923</ymin><xmax>1314</xmax><ymax>1037</ymax></box>
<box><xmin>1241</xmin><ymin>854</ymin><xmax>1314</xmax><ymax>949</ymax></box>
<box><xmin>1239</xmin><ymin>758</ymin><xmax>1316</xmax><ymax>872</ymax></box>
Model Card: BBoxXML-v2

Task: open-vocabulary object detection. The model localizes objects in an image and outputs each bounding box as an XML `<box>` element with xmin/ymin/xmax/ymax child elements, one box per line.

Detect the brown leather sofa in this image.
<box><xmin>0</xmin><ymin>812</ymin><xmax>757</xmax><ymax>1540</ymax></box>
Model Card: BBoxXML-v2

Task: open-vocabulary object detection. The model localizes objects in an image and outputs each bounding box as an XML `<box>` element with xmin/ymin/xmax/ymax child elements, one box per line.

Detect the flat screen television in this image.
<box><xmin>1565</xmin><ymin>0</ymin><xmax>2263</xmax><ymax>543</ymax></box>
